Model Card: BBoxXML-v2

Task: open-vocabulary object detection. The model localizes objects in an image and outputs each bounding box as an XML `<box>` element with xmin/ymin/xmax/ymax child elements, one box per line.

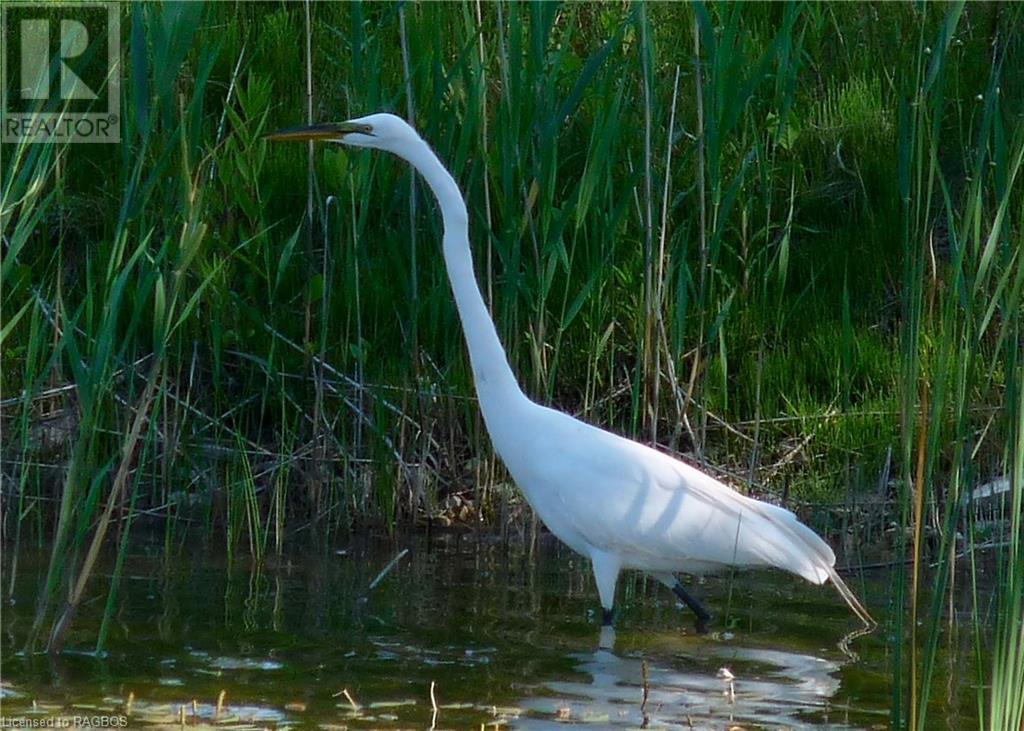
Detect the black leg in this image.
<box><xmin>602</xmin><ymin>608</ymin><xmax>614</xmax><ymax>626</ymax></box>
<box><xmin>672</xmin><ymin>581</ymin><xmax>711</xmax><ymax>634</ymax></box>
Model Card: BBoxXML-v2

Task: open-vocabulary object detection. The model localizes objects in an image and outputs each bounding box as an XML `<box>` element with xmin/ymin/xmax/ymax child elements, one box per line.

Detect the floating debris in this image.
<box><xmin>367</xmin><ymin>699</ymin><xmax>417</xmax><ymax>709</ymax></box>
<box><xmin>189</xmin><ymin>652</ymin><xmax>285</xmax><ymax>672</ymax></box>
<box><xmin>0</xmin><ymin>683</ymin><xmax>26</xmax><ymax>699</ymax></box>
<box><xmin>483</xmin><ymin>705</ymin><xmax>523</xmax><ymax>717</ymax></box>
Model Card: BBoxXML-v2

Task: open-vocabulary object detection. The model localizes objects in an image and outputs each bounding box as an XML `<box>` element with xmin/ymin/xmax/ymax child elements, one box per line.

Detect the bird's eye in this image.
<box><xmin>360</xmin><ymin>125</ymin><xmax>374</xmax><ymax>135</ymax></box>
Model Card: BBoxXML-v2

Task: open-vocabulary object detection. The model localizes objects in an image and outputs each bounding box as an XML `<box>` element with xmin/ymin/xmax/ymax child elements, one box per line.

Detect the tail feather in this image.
<box><xmin>753</xmin><ymin>500</ymin><xmax>875</xmax><ymax>628</ymax></box>
<box><xmin>745</xmin><ymin>500</ymin><xmax>836</xmax><ymax>584</ymax></box>
<box><xmin>676</xmin><ymin>461</ymin><xmax>876</xmax><ymax>630</ymax></box>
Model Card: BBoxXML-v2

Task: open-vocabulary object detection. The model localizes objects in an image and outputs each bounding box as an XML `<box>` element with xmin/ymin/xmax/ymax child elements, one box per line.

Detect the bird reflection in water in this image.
<box><xmin>517</xmin><ymin>631</ymin><xmax>850</xmax><ymax>729</ymax></box>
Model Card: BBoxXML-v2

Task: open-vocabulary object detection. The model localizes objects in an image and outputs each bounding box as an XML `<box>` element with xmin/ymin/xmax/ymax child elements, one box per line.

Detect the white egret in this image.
<box><xmin>266</xmin><ymin>113</ymin><xmax>873</xmax><ymax>632</ymax></box>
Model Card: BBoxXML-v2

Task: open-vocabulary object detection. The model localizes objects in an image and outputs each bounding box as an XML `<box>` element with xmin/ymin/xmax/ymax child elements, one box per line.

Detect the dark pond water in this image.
<box><xmin>1</xmin><ymin>532</ymin><xmax>977</xmax><ymax>729</ymax></box>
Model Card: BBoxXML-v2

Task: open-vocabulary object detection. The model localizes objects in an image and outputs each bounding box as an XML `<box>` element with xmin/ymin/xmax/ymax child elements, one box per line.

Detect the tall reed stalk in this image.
<box><xmin>892</xmin><ymin>2</ymin><xmax>1024</xmax><ymax>727</ymax></box>
<box><xmin>0</xmin><ymin>10</ymin><xmax>1021</xmax><ymax>710</ymax></box>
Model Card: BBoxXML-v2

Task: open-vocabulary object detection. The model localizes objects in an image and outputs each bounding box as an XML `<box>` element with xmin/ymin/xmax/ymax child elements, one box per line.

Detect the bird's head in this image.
<box><xmin>264</xmin><ymin>112</ymin><xmax>418</xmax><ymax>154</ymax></box>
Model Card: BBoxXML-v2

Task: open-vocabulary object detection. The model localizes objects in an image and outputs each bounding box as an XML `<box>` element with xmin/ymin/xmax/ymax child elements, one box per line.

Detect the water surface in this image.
<box><xmin>1</xmin><ymin>532</ymin><xmax>960</xmax><ymax>728</ymax></box>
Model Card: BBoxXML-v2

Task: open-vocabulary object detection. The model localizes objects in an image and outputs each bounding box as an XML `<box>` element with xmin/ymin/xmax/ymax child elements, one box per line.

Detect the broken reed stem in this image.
<box><xmin>641</xmin><ymin>658</ymin><xmax>650</xmax><ymax>715</ymax></box>
<box><xmin>333</xmin><ymin>688</ymin><xmax>360</xmax><ymax>712</ymax></box>
<box><xmin>367</xmin><ymin>548</ymin><xmax>410</xmax><ymax>593</ymax></box>
<box><xmin>430</xmin><ymin>680</ymin><xmax>439</xmax><ymax>730</ymax></box>
<box><xmin>47</xmin><ymin>360</ymin><xmax>162</xmax><ymax>654</ymax></box>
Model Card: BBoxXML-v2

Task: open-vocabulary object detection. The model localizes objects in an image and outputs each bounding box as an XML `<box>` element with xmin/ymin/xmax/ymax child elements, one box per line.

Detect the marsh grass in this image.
<box><xmin>1</xmin><ymin>3</ymin><xmax>1022</xmax><ymax>722</ymax></box>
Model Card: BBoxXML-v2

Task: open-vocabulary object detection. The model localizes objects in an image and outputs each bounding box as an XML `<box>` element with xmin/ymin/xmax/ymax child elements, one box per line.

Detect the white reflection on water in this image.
<box><xmin>517</xmin><ymin>639</ymin><xmax>848</xmax><ymax>729</ymax></box>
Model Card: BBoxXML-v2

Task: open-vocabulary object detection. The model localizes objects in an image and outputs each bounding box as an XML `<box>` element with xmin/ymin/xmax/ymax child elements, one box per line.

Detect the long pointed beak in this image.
<box><xmin>264</xmin><ymin>122</ymin><xmax>364</xmax><ymax>142</ymax></box>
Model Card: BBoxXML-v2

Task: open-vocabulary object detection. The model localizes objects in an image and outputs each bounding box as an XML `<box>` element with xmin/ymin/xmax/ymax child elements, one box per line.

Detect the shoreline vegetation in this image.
<box><xmin>1</xmin><ymin>3</ymin><xmax>1021</xmax><ymax>727</ymax></box>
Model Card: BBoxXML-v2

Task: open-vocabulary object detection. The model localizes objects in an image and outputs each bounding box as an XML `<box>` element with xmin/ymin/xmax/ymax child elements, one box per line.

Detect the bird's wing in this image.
<box><xmin>523</xmin><ymin>407</ymin><xmax>835</xmax><ymax>583</ymax></box>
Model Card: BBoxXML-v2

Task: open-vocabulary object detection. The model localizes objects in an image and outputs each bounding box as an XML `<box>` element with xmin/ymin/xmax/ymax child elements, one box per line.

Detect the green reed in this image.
<box><xmin>890</xmin><ymin>2</ymin><xmax>1024</xmax><ymax>728</ymax></box>
<box><xmin>0</xmin><ymin>6</ymin><xmax>1021</xmax><ymax>714</ymax></box>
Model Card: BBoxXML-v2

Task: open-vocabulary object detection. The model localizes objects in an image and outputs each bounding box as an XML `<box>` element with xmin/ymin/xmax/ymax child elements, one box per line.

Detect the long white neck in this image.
<box><xmin>394</xmin><ymin>137</ymin><xmax>527</xmax><ymax>416</ymax></box>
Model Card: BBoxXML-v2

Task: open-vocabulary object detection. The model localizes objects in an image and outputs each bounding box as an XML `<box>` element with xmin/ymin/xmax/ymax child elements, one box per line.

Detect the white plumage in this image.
<box><xmin>486</xmin><ymin>399</ymin><xmax>851</xmax><ymax>618</ymax></box>
<box><xmin>267</xmin><ymin>113</ymin><xmax>873</xmax><ymax>630</ymax></box>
